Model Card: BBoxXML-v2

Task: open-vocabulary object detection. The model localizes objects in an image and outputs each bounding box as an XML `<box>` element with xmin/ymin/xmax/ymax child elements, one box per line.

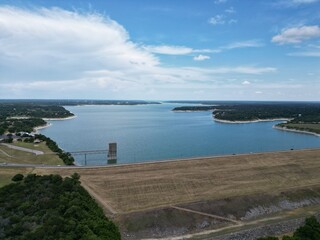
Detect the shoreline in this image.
<box><xmin>42</xmin><ymin>115</ymin><xmax>76</xmax><ymax>121</ymax></box>
<box><xmin>33</xmin><ymin>123</ymin><xmax>52</xmax><ymax>133</ymax></box>
<box><xmin>213</xmin><ymin>116</ymin><xmax>292</xmax><ymax>124</ymax></box>
<box><xmin>32</xmin><ymin>115</ymin><xmax>76</xmax><ymax>133</ymax></box>
<box><xmin>173</xmin><ymin>110</ymin><xmax>215</xmax><ymax>112</ymax></box>
<box><xmin>273</xmin><ymin>125</ymin><xmax>320</xmax><ymax>137</ymax></box>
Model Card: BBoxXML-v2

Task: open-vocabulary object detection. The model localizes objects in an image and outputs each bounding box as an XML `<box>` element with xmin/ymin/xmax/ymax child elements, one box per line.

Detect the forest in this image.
<box><xmin>212</xmin><ymin>103</ymin><xmax>320</xmax><ymax>122</ymax></box>
<box><xmin>0</xmin><ymin>102</ymin><xmax>74</xmax><ymax>118</ymax></box>
<box><xmin>0</xmin><ymin>118</ymin><xmax>46</xmax><ymax>135</ymax></box>
<box><xmin>0</xmin><ymin>173</ymin><xmax>121</xmax><ymax>240</ymax></box>
<box><xmin>172</xmin><ymin>106</ymin><xmax>217</xmax><ymax>111</ymax></box>
<box><xmin>173</xmin><ymin>102</ymin><xmax>320</xmax><ymax>123</ymax></box>
<box><xmin>0</xmin><ymin>99</ymin><xmax>160</xmax><ymax>106</ymax></box>
<box><xmin>0</xmin><ymin>102</ymin><xmax>74</xmax><ymax>134</ymax></box>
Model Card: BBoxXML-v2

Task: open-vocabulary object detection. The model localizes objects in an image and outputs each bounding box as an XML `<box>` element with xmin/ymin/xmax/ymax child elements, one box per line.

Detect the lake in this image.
<box><xmin>40</xmin><ymin>104</ymin><xmax>320</xmax><ymax>165</ymax></box>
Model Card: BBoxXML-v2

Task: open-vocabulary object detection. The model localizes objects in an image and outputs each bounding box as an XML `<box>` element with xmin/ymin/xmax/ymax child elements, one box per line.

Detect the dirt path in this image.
<box><xmin>1</xmin><ymin>143</ymin><xmax>44</xmax><ymax>155</ymax></box>
<box><xmin>142</xmin><ymin>215</ymin><xmax>287</xmax><ymax>240</ymax></box>
<box><xmin>0</xmin><ymin>149</ymin><xmax>15</xmax><ymax>158</ymax></box>
<box><xmin>80</xmin><ymin>180</ymin><xmax>117</xmax><ymax>215</ymax></box>
<box><xmin>171</xmin><ymin>206</ymin><xmax>241</xmax><ymax>224</ymax></box>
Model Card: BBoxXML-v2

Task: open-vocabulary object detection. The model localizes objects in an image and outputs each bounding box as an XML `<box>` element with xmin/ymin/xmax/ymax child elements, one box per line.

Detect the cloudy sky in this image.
<box><xmin>0</xmin><ymin>0</ymin><xmax>319</xmax><ymax>100</ymax></box>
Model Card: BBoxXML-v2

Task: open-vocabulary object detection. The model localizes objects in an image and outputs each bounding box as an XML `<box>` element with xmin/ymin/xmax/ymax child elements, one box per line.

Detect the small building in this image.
<box><xmin>34</xmin><ymin>139</ymin><xmax>42</xmax><ymax>144</ymax></box>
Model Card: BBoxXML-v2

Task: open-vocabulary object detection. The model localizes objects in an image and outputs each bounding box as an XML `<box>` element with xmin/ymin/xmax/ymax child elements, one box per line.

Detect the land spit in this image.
<box><xmin>27</xmin><ymin>148</ymin><xmax>320</xmax><ymax>239</ymax></box>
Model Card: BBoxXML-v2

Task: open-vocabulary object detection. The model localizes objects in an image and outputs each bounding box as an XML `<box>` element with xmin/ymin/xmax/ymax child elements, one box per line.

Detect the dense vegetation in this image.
<box><xmin>0</xmin><ymin>102</ymin><xmax>74</xmax><ymax>134</ymax></box>
<box><xmin>172</xmin><ymin>106</ymin><xmax>217</xmax><ymax>111</ymax></box>
<box><xmin>212</xmin><ymin>103</ymin><xmax>320</xmax><ymax>122</ymax></box>
<box><xmin>276</xmin><ymin>123</ymin><xmax>320</xmax><ymax>134</ymax></box>
<box><xmin>172</xmin><ymin>102</ymin><xmax>320</xmax><ymax>134</ymax></box>
<box><xmin>258</xmin><ymin>216</ymin><xmax>320</xmax><ymax>240</ymax></box>
<box><xmin>172</xmin><ymin>102</ymin><xmax>320</xmax><ymax>122</ymax></box>
<box><xmin>0</xmin><ymin>173</ymin><xmax>121</xmax><ymax>240</ymax></box>
<box><xmin>35</xmin><ymin>134</ymin><xmax>74</xmax><ymax>165</ymax></box>
<box><xmin>0</xmin><ymin>118</ymin><xmax>46</xmax><ymax>134</ymax></box>
<box><xmin>0</xmin><ymin>102</ymin><xmax>74</xmax><ymax>118</ymax></box>
<box><xmin>0</xmin><ymin>99</ymin><xmax>160</xmax><ymax>106</ymax></box>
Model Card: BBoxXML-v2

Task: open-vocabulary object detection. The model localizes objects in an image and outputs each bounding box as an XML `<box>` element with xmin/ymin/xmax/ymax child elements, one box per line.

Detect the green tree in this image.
<box><xmin>11</xmin><ymin>174</ymin><xmax>24</xmax><ymax>182</ymax></box>
<box><xmin>294</xmin><ymin>216</ymin><xmax>320</xmax><ymax>240</ymax></box>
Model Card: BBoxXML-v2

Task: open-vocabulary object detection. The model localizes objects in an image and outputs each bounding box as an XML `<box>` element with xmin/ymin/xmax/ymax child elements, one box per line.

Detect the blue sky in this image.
<box><xmin>0</xmin><ymin>0</ymin><xmax>319</xmax><ymax>100</ymax></box>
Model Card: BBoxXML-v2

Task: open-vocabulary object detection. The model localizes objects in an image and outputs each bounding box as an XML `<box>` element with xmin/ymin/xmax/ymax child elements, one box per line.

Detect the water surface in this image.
<box><xmin>40</xmin><ymin>104</ymin><xmax>320</xmax><ymax>165</ymax></box>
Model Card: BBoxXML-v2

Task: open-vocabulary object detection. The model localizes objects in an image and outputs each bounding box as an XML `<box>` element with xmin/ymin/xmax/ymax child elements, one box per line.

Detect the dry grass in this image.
<box><xmin>0</xmin><ymin>167</ymin><xmax>34</xmax><ymax>188</ymax></box>
<box><xmin>34</xmin><ymin>148</ymin><xmax>320</xmax><ymax>214</ymax></box>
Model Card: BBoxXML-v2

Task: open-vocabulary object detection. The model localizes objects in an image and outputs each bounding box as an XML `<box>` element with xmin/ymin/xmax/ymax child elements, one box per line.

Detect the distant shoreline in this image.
<box><xmin>33</xmin><ymin>123</ymin><xmax>52</xmax><ymax>133</ymax></box>
<box><xmin>33</xmin><ymin>115</ymin><xmax>76</xmax><ymax>133</ymax></box>
<box><xmin>42</xmin><ymin>115</ymin><xmax>76</xmax><ymax>121</ymax></box>
<box><xmin>273</xmin><ymin>125</ymin><xmax>320</xmax><ymax>137</ymax></box>
<box><xmin>213</xmin><ymin>116</ymin><xmax>292</xmax><ymax>124</ymax></box>
<box><xmin>173</xmin><ymin>110</ymin><xmax>215</xmax><ymax>112</ymax></box>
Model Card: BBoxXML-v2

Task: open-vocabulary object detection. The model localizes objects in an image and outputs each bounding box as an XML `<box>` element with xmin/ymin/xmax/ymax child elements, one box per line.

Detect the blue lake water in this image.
<box><xmin>40</xmin><ymin>104</ymin><xmax>320</xmax><ymax>165</ymax></box>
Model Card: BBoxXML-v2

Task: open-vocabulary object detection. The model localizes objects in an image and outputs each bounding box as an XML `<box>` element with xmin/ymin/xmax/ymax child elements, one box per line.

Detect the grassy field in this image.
<box><xmin>34</xmin><ymin>148</ymin><xmax>320</xmax><ymax>214</ymax></box>
<box><xmin>0</xmin><ymin>142</ymin><xmax>63</xmax><ymax>165</ymax></box>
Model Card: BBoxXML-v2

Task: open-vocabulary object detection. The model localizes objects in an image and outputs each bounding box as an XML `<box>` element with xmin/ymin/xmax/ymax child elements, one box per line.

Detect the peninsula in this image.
<box><xmin>172</xmin><ymin>102</ymin><xmax>320</xmax><ymax>135</ymax></box>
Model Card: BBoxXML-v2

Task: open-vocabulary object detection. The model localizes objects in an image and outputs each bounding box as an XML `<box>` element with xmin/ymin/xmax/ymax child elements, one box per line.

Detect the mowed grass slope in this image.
<box><xmin>35</xmin><ymin>149</ymin><xmax>320</xmax><ymax>214</ymax></box>
<box><xmin>0</xmin><ymin>142</ymin><xmax>63</xmax><ymax>165</ymax></box>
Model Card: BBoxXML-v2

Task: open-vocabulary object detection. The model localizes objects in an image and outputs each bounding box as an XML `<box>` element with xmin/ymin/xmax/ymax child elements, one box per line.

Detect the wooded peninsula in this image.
<box><xmin>172</xmin><ymin>102</ymin><xmax>320</xmax><ymax>135</ymax></box>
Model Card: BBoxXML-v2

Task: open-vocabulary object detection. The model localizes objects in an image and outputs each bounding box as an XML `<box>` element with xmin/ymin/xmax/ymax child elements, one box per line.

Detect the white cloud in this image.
<box><xmin>274</xmin><ymin>0</ymin><xmax>318</xmax><ymax>7</ymax></box>
<box><xmin>143</xmin><ymin>45</ymin><xmax>217</xmax><ymax>55</ymax></box>
<box><xmin>143</xmin><ymin>45</ymin><xmax>194</xmax><ymax>55</ymax></box>
<box><xmin>214</xmin><ymin>0</ymin><xmax>227</xmax><ymax>4</ymax></box>
<box><xmin>225</xmin><ymin>7</ymin><xmax>236</xmax><ymax>14</ymax></box>
<box><xmin>182</xmin><ymin>66</ymin><xmax>276</xmax><ymax>75</ymax></box>
<box><xmin>223</xmin><ymin>40</ymin><xmax>264</xmax><ymax>49</ymax></box>
<box><xmin>209</xmin><ymin>14</ymin><xmax>237</xmax><ymax>26</ymax></box>
<box><xmin>228</xmin><ymin>19</ymin><xmax>238</xmax><ymax>24</ymax></box>
<box><xmin>193</xmin><ymin>55</ymin><xmax>211</xmax><ymax>61</ymax></box>
<box><xmin>0</xmin><ymin>6</ymin><xmax>277</xmax><ymax>99</ymax></box>
<box><xmin>287</xmin><ymin>0</ymin><xmax>318</xmax><ymax>5</ymax></box>
<box><xmin>208</xmin><ymin>15</ymin><xmax>225</xmax><ymax>25</ymax></box>
<box><xmin>0</xmin><ymin>6</ymin><xmax>158</xmax><ymax>82</ymax></box>
<box><xmin>144</xmin><ymin>40</ymin><xmax>262</xmax><ymax>57</ymax></box>
<box><xmin>272</xmin><ymin>26</ymin><xmax>320</xmax><ymax>44</ymax></box>
<box><xmin>242</xmin><ymin>80</ymin><xmax>251</xmax><ymax>85</ymax></box>
<box><xmin>288</xmin><ymin>51</ymin><xmax>320</xmax><ymax>57</ymax></box>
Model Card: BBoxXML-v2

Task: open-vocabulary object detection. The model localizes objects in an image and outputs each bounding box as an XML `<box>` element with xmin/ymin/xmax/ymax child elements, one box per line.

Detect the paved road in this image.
<box><xmin>1</xmin><ymin>143</ymin><xmax>44</xmax><ymax>155</ymax></box>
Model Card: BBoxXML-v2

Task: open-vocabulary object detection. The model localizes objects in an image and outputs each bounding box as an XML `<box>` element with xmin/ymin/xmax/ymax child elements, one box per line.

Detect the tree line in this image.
<box><xmin>35</xmin><ymin>134</ymin><xmax>75</xmax><ymax>165</ymax></box>
<box><xmin>258</xmin><ymin>216</ymin><xmax>320</xmax><ymax>240</ymax></box>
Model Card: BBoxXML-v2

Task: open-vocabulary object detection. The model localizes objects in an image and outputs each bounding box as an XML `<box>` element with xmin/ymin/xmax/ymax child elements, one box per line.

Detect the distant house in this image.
<box><xmin>21</xmin><ymin>132</ymin><xmax>31</xmax><ymax>137</ymax></box>
<box><xmin>34</xmin><ymin>139</ymin><xmax>42</xmax><ymax>144</ymax></box>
